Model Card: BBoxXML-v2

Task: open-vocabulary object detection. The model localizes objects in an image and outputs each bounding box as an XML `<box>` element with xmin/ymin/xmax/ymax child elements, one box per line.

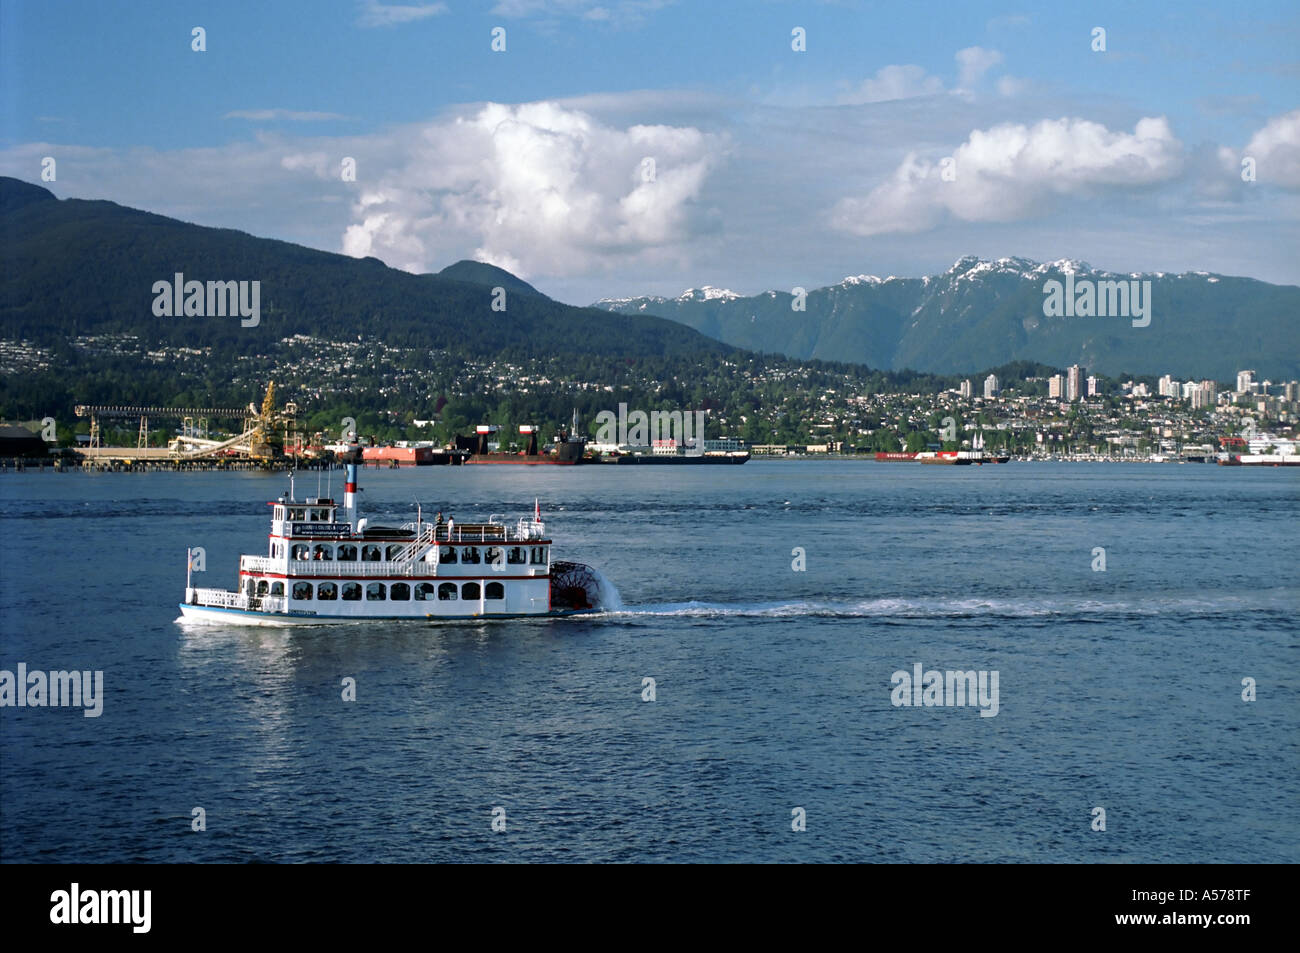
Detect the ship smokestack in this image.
<box><xmin>339</xmin><ymin>436</ymin><xmax>362</xmax><ymax>527</ymax></box>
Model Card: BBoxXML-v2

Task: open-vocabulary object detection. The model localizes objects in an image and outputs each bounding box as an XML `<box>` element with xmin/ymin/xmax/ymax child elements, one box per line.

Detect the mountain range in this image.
<box><xmin>3</xmin><ymin>175</ymin><xmax>1294</xmax><ymax>386</ymax></box>
<box><xmin>0</xmin><ymin>176</ymin><xmax>723</xmax><ymax>363</ymax></box>
<box><xmin>595</xmin><ymin>256</ymin><xmax>1300</xmax><ymax>382</ymax></box>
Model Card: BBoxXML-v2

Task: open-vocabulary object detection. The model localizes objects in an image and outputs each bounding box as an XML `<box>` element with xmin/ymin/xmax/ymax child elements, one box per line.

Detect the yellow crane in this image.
<box><xmin>248</xmin><ymin>380</ymin><xmax>295</xmax><ymax>461</ymax></box>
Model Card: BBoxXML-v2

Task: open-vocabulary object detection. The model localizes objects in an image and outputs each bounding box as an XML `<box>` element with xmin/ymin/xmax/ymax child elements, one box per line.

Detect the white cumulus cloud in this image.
<box><xmin>1240</xmin><ymin>109</ymin><xmax>1300</xmax><ymax>188</ymax></box>
<box><xmin>324</xmin><ymin>101</ymin><xmax>723</xmax><ymax>276</ymax></box>
<box><xmin>832</xmin><ymin>116</ymin><xmax>1185</xmax><ymax>236</ymax></box>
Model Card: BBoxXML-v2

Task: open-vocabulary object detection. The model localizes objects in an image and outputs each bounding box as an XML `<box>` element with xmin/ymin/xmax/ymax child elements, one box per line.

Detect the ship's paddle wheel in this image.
<box><xmin>549</xmin><ymin>561</ymin><xmax>601</xmax><ymax>611</ymax></box>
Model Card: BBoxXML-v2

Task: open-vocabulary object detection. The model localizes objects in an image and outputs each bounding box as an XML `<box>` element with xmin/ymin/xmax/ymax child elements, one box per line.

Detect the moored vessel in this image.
<box><xmin>458</xmin><ymin>416</ymin><xmax>587</xmax><ymax>465</ymax></box>
<box><xmin>919</xmin><ymin>450</ymin><xmax>971</xmax><ymax>465</ymax></box>
<box><xmin>602</xmin><ymin>444</ymin><xmax>749</xmax><ymax>464</ymax></box>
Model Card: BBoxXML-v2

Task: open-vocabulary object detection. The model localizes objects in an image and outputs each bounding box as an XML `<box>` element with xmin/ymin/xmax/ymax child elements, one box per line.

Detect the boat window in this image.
<box><xmin>274</xmin><ymin>506</ymin><xmax>284</xmax><ymax>520</ymax></box>
<box><xmin>256</xmin><ymin>580</ymin><xmax>269</xmax><ymax>596</ymax></box>
<box><xmin>317</xmin><ymin>582</ymin><xmax>338</xmax><ymax>601</ymax></box>
<box><xmin>415</xmin><ymin>583</ymin><xmax>435</xmax><ymax>601</ymax></box>
<box><xmin>342</xmin><ymin>583</ymin><xmax>362</xmax><ymax>601</ymax></box>
<box><xmin>438</xmin><ymin>583</ymin><xmax>458</xmax><ymax>601</ymax></box>
<box><xmin>484</xmin><ymin>547</ymin><xmax>502</xmax><ymax>568</ymax></box>
<box><xmin>292</xmin><ymin>544</ymin><xmax>310</xmax><ymax>561</ymax></box>
<box><xmin>245</xmin><ymin>579</ymin><xmax>256</xmax><ymax>596</ymax></box>
<box><xmin>366</xmin><ymin>583</ymin><xmax>386</xmax><ymax>601</ymax></box>
<box><xmin>530</xmin><ymin>547</ymin><xmax>546</xmax><ymax>565</ymax></box>
<box><xmin>390</xmin><ymin>582</ymin><xmax>411</xmax><ymax>601</ymax></box>
<box><xmin>362</xmin><ymin>545</ymin><xmax>382</xmax><ymax>562</ymax></box>
<box><xmin>485</xmin><ymin>582</ymin><xmax>505</xmax><ymax>600</ymax></box>
<box><xmin>386</xmin><ymin>544</ymin><xmax>405</xmax><ymax>561</ymax></box>
<box><xmin>289</xmin><ymin>508</ymin><xmax>306</xmax><ymax>521</ymax></box>
<box><xmin>507</xmin><ymin>547</ymin><xmax>526</xmax><ymax>564</ymax></box>
<box><xmin>461</xmin><ymin>547</ymin><xmax>480</xmax><ymax>564</ymax></box>
<box><xmin>462</xmin><ymin>582</ymin><xmax>481</xmax><ymax>600</ymax></box>
<box><xmin>314</xmin><ymin>544</ymin><xmax>333</xmax><ymax>561</ymax></box>
<box><xmin>270</xmin><ymin>581</ymin><xmax>284</xmax><ymax>596</ymax></box>
<box><xmin>292</xmin><ymin>582</ymin><xmax>313</xmax><ymax>601</ymax></box>
<box><xmin>337</xmin><ymin>545</ymin><xmax>357</xmax><ymax>561</ymax></box>
<box><xmin>439</xmin><ymin>546</ymin><xmax>457</xmax><ymax>564</ymax></box>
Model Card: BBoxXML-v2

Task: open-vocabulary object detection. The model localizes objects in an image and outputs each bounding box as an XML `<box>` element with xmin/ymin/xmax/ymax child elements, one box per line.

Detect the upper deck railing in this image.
<box><xmin>424</xmin><ymin>519</ymin><xmax>546</xmax><ymax>542</ymax></box>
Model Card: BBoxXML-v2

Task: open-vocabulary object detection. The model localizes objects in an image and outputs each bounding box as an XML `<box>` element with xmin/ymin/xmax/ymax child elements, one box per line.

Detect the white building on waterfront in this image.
<box><xmin>1066</xmin><ymin>365</ymin><xmax>1086</xmax><ymax>402</ymax></box>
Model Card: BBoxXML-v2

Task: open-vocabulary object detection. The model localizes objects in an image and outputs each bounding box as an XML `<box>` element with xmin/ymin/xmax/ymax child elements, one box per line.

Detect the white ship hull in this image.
<box><xmin>177</xmin><ymin>602</ymin><xmax>594</xmax><ymax>627</ymax></box>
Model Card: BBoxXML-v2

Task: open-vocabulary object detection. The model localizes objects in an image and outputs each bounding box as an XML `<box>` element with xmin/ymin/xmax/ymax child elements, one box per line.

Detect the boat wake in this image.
<box><xmin>590</xmin><ymin>591</ymin><xmax>1291</xmax><ymax>621</ymax></box>
<box><xmin>590</xmin><ymin>568</ymin><xmax>624</xmax><ymax>612</ymax></box>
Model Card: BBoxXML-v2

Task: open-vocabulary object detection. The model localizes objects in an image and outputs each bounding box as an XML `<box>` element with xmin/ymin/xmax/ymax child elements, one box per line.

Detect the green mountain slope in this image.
<box><xmin>435</xmin><ymin>259</ymin><xmax>542</xmax><ymax>296</ymax></box>
<box><xmin>0</xmin><ymin>177</ymin><xmax>726</xmax><ymax>362</ymax></box>
<box><xmin>597</xmin><ymin>256</ymin><xmax>1300</xmax><ymax>381</ymax></box>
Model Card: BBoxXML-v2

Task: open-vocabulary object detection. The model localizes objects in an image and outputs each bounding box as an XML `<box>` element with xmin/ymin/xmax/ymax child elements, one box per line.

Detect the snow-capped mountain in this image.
<box><xmin>594</xmin><ymin>257</ymin><xmax>1300</xmax><ymax>380</ymax></box>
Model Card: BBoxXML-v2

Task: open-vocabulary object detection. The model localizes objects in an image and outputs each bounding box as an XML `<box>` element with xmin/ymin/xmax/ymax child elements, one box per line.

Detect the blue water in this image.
<box><xmin>1</xmin><ymin>462</ymin><xmax>1296</xmax><ymax>862</ymax></box>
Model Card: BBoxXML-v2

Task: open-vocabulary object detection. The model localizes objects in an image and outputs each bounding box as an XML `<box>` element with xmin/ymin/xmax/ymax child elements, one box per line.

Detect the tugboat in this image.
<box><xmin>178</xmin><ymin>439</ymin><xmax>607</xmax><ymax>625</ymax></box>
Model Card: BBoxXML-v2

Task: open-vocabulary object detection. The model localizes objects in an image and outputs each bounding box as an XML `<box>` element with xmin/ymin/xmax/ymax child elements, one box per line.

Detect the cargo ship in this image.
<box><xmin>601</xmin><ymin>440</ymin><xmax>749</xmax><ymax>465</ymax></box>
<box><xmin>457</xmin><ymin>415</ymin><xmax>587</xmax><ymax>465</ymax></box>
<box><xmin>361</xmin><ymin>445</ymin><xmax>464</xmax><ymax>466</ymax></box>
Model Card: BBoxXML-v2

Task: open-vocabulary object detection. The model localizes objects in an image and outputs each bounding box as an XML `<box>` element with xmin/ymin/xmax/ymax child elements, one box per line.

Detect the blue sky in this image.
<box><xmin>3</xmin><ymin>0</ymin><xmax>1298</xmax><ymax>303</ymax></box>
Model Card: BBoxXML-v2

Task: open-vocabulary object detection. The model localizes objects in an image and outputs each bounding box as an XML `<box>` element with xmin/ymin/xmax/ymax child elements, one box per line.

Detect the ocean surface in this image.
<box><xmin>1</xmin><ymin>461</ymin><xmax>1295</xmax><ymax>863</ymax></box>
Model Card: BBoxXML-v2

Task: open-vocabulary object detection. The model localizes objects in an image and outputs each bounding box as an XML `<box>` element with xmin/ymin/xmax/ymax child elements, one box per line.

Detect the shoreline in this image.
<box><xmin>1</xmin><ymin>455</ymin><xmax>1279</xmax><ymax>472</ymax></box>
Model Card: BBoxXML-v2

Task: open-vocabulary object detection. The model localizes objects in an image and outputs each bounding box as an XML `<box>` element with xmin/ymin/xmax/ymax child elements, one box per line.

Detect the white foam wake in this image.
<box><xmin>588</xmin><ymin>592</ymin><xmax>1285</xmax><ymax>620</ymax></box>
